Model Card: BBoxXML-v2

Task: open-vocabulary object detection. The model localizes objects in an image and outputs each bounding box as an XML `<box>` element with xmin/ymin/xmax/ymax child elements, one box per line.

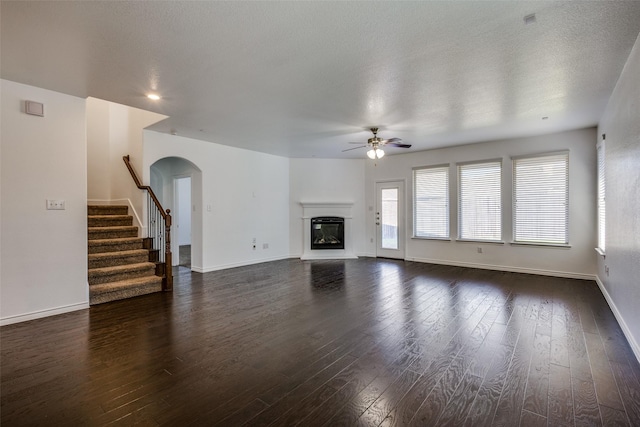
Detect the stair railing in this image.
<box><xmin>123</xmin><ymin>155</ymin><xmax>173</xmax><ymax>291</ymax></box>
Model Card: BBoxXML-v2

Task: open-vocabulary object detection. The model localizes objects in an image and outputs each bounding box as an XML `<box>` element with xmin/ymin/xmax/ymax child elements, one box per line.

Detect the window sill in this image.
<box><xmin>412</xmin><ymin>236</ymin><xmax>452</xmax><ymax>242</ymax></box>
<box><xmin>595</xmin><ymin>247</ymin><xmax>606</xmax><ymax>257</ymax></box>
<box><xmin>456</xmin><ymin>239</ymin><xmax>505</xmax><ymax>245</ymax></box>
<box><xmin>510</xmin><ymin>241</ymin><xmax>571</xmax><ymax>249</ymax></box>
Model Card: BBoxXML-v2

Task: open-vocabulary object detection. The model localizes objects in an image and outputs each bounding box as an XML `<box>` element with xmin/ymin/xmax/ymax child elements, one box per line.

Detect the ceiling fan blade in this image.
<box><xmin>386</xmin><ymin>142</ymin><xmax>412</xmax><ymax>148</ymax></box>
<box><xmin>342</xmin><ymin>145</ymin><xmax>367</xmax><ymax>152</ymax></box>
<box><xmin>384</xmin><ymin>137</ymin><xmax>403</xmax><ymax>143</ymax></box>
<box><xmin>348</xmin><ymin>141</ymin><xmax>367</xmax><ymax>145</ymax></box>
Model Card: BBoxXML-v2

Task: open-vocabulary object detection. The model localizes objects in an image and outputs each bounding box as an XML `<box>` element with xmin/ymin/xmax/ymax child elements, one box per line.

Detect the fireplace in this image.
<box><xmin>311</xmin><ymin>217</ymin><xmax>344</xmax><ymax>250</ymax></box>
<box><xmin>300</xmin><ymin>202</ymin><xmax>356</xmax><ymax>260</ymax></box>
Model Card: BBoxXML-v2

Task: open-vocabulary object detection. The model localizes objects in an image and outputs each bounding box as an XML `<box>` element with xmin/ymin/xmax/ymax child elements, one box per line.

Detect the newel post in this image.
<box><xmin>164</xmin><ymin>210</ymin><xmax>173</xmax><ymax>291</ymax></box>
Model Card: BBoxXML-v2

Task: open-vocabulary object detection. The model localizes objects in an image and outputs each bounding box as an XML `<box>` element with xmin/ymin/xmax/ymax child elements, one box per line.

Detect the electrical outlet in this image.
<box><xmin>477</xmin><ymin>247</ymin><xmax>483</xmax><ymax>254</ymax></box>
<box><xmin>46</xmin><ymin>199</ymin><xmax>65</xmax><ymax>210</ymax></box>
<box><xmin>263</xmin><ymin>243</ymin><xmax>269</xmax><ymax>249</ymax></box>
<box><xmin>605</xmin><ymin>265</ymin><xmax>609</xmax><ymax>276</ymax></box>
<box><xmin>252</xmin><ymin>238</ymin><xmax>256</xmax><ymax>244</ymax></box>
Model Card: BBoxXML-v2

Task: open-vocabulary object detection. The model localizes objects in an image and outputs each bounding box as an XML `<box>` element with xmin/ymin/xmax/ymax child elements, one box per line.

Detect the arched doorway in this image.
<box><xmin>149</xmin><ymin>157</ymin><xmax>203</xmax><ymax>272</ymax></box>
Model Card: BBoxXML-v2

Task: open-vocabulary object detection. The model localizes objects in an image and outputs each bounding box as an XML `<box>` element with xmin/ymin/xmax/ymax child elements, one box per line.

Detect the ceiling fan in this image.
<box><xmin>343</xmin><ymin>127</ymin><xmax>411</xmax><ymax>159</ymax></box>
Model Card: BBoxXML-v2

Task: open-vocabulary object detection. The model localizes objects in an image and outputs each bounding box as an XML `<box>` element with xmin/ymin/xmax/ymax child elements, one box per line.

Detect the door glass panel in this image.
<box><xmin>381</xmin><ymin>188</ymin><xmax>398</xmax><ymax>249</ymax></box>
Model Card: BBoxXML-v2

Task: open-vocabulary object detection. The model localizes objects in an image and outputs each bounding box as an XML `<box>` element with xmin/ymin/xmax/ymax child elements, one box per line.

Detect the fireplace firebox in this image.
<box><xmin>311</xmin><ymin>217</ymin><xmax>345</xmax><ymax>250</ymax></box>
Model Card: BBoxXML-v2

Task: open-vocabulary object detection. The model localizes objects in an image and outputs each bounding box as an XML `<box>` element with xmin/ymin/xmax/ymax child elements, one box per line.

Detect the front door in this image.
<box><xmin>376</xmin><ymin>181</ymin><xmax>405</xmax><ymax>259</ymax></box>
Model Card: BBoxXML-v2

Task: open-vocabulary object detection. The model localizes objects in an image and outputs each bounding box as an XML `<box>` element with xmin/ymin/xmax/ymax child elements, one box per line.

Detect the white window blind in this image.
<box><xmin>414</xmin><ymin>166</ymin><xmax>449</xmax><ymax>238</ymax></box>
<box><xmin>597</xmin><ymin>143</ymin><xmax>605</xmax><ymax>251</ymax></box>
<box><xmin>513</xmin><ymin>153</ymin><xmax>568</xmax><ymax>244</ymax></box>
<box><xmin>458</xmin><ymin>161</ymin><xmax>502</xmax><ymax>241</ymax></box>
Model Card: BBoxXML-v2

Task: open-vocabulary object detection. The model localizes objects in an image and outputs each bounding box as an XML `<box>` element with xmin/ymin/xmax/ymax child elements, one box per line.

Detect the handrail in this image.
<box><xmin>123</xmin><ymin>155</ymin><xmax>173</xmax><ymax>291</ymax></box>
<box><xmin>123</xmin><ymin>155</ymin><xmax>168</xmax><ymax>218</ymax></box>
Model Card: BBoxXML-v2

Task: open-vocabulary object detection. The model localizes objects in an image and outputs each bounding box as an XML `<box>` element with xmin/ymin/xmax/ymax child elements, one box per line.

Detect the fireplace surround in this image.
<box><xmin>300</xmin><ymin>202</ymin><xmax>357</xmax><ymax>260</ymax></box>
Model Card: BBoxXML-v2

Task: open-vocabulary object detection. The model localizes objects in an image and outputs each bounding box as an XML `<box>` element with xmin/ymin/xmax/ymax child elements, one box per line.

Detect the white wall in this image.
<box><xmin>597</xmin><ymin>32</ymin><xmax>640</xmax><ymax>360</ymax></box>
<box><xmin>366</xmin><ymin>128</ymin><xmax>598</xmax><ymax>278</ymax></box>
<box><xmin>177</xmin><ymin>177</ymin><xmax>192</xmax><ymax>246</ymax></box>
<box><xmin>87</xmin><ymin>98</ymin><xmax>111</xmax><ymax>199</ymax></box>
<box><xmin>289</xmin><ymin>159</ymin><xmax>367</xmax><ymax>257</ymax></box>
<box><xmin>87</xmin><ymin>98</ymin><xmax>166</xmax><ymax>224</ymax></box>
<box><xmin>1</xmin><ymin>80</ymin><xmax>88</xmax><ymax>324</ymax></box>
<box><xmin>143</xmin><ymin>131</ymin><xmax>290</xmax><ymax>272</ymax></box>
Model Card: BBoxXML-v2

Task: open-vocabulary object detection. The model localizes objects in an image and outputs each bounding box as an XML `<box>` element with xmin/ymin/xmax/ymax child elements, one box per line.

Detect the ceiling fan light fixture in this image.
<box><xmin>367</xmin><ymin>148</ymin><xmax>385</xmax><ymax>159</ymax></box>
<box><xmin>344</xmin><ymin>128</ymin><xmax>408</xmax><ymax>158</ymax></box>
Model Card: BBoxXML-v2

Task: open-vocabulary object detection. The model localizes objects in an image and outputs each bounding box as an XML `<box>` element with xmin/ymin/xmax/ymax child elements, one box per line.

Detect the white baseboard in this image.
<box><xmin>404</xmin><ymin>256</ymin><xmax>597</xmax><ymax>281</ymax></box>
<box><xmin>289</xmin><ymin>252</ymin><xmax>375</xmax><ymax>259</ymax></box>
<box><xmin>0</xmin><ymin>301</ymin><xmax>89</xmax><ymax>326</ymax></box>
<box><xmin>300</xmin><ymin>254</ymin><xmax>358</xmax><ymax>260</ymax></box>
<box><xmin>357</xmin><ymin>252</ymin><xmax>376</xmax><ymax>258</ymax></box>
<box><xmin>594</xmin><ymin>276</ymin><xmax>640</xmax><ymax>364</ymax></box>
<box><xmin>192</xmin><ymin>255</ymin><xmax>291</xmax><ymax>273</ymax></box>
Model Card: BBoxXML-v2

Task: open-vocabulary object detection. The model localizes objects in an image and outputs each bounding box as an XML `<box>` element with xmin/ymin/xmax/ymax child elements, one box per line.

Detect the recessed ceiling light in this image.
<box><xmin>147</xmin><ymin>93</ymin><xmax>161</xmax><ymax>101</ymax></box>
<box><xmin>524</xmin><ymin>13</ymin><xmax>536</xmax><ymax>25</ymax></box>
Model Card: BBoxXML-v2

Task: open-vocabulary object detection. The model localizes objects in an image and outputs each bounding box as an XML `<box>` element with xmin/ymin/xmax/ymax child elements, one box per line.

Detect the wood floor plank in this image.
<box><xmin>356</xmin><ymin>367</ymin><xmax>421</xmax><ymax>426</ymax></box>
<box><xmin>572</xmin><ymin>376</ymin><xmax>602</xmax><ymax>427</ymax></box>
<box><xmin>522</xmin><ymin>329</ymin><xmax>551</xmax><ymax>417</ymax></box>
<box><xmin>1</xmin><ymin>259</ymin><xmax>639</xmax><ymax>426</ymax></box>
<box><xmin>491</xmin><ymin>320</ymin><xmax>537</xmax><ymax>427</ymax></box>
<box><xmin>610</xmin><ymin>361</ymin><xmax>640</xmax><ymax>426</ymax></box>
<box><xmin>548</xmin><ymin>363</ymin><xmax>575</xmax><ymax>426</ymax></box>
<box><xmin>599</xmin><ymin>404</ymin><xmax>630</xmax><ymax>427</ymax></box>
<box><xmin>436</xmin><ymin>372</ymin><xmax>483</xmax><ymax>426</ymax></box>
<box><xmin>463</xmin><ymin>343</ymin><xmax>516</xmax><ymax>427</ymax></box>
<box><xmin>408</xmin><ymin>354</ymin><xmax>468</xmax><ymax>425</ymax></box>
<box><xmin>297</xmin><ymin>378</ymin><xmax>368</xmax><ymax>427</ymax></box>
<box><xmin>520</xmin><ymin>409</ymin><xmax>547</xmax><ymax>427</ymax></box>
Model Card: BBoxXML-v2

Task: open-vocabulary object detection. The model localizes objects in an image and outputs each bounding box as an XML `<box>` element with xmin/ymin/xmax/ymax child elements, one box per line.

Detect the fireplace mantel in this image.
<box><xmin>300</xmin><ymin>202</ymin><xmax>357</xmax><ymax>260</ymax></box>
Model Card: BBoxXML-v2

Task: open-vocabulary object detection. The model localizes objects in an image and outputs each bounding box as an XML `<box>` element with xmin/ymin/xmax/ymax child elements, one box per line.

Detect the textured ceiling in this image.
<box><xmin>2</xmin><ymin>1</ymin><xmax>640</xmax><ymax>158</ymax></box>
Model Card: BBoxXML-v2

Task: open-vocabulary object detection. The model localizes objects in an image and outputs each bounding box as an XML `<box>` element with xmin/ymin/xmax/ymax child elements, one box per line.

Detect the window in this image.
<box><xmin>513</xmin><ymin>152</ymin><xmax>568</xmax><ymax>245</ymax></box>
<box><xmin>597</xmin><ymin>142</ymin><xmax>605</xmax><ymax>252</ymax></box>
<box><xmin>414</xmin><ymin>166</ymin><xmax>449</xmax><ymax>239</ymax></box>
<box><xmin>458</xmin><ymin>161</ymin><xmax>502</xmax><ymax>241</ymax></box>
<box><xmin>381</xmin><ymin>188</ymin><xmax>399</xmax><ymax>249</ymax></box>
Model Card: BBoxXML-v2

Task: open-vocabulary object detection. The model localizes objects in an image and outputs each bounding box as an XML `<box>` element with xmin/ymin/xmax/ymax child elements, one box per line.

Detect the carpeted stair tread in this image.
<box><xmin>88</xmin><ymin>215</ymin><xmax>133</xmax><ymax>227</ymax></box>
<box><xmin>88</xmin><ymin>205</ymin><xmax>128</xmax><ymax>216</ymax></box>
<box><xmin>88</xmin><ymin>249</ymin><xmax>150</xmax><ymax>269</ymax></box>
<box><xmin>88</xmin><ymin>226</ymin><xmax>138</xmax><ymax>240</ymax></box>
<box><xmin>88</xmin><ymin>237</ymin><xmax>143</xmax><ymax>254</ymax></box>
<box><xmin>89</xmin><ymin>276</ymin><xmax>162</xmax><ymax>305</ymax></box>
<box><xmin>88</xmin><ymin>262</ymin><xmax>156</xmax><ymax>285</ymax></box>
<box><xmin>87</xmin><ymin>204</ymin><xmax>164</xmax><ymax>304</ymax></box>
<box><xmin>89</xmin><ymin>261</ymin><xmax>155</xmax><ymax>275</ymax></box>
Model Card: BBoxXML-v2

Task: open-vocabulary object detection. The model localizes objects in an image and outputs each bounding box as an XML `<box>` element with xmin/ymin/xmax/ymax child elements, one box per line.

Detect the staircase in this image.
<box><xmin>88</xmin><ymin>205</ymin><xmax>163</xmax><ymax>305</ymax></box>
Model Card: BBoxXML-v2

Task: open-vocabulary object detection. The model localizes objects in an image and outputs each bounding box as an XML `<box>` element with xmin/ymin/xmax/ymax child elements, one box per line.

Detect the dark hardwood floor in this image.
<box><xmin>2</xmin><ymin>258</ymin><xmax>640</xmax><ymax>426</ymax></box>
